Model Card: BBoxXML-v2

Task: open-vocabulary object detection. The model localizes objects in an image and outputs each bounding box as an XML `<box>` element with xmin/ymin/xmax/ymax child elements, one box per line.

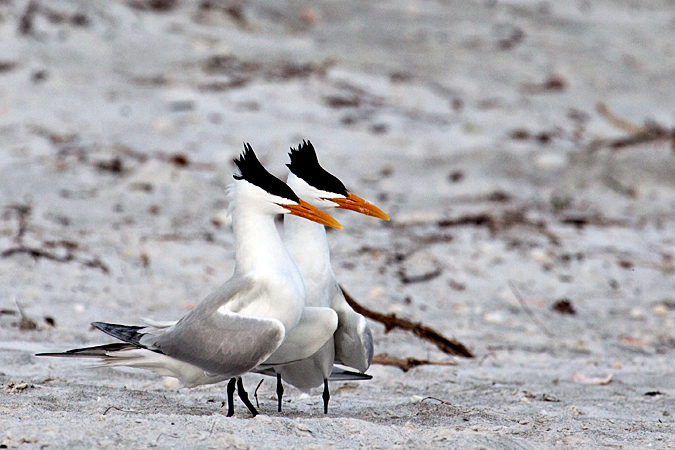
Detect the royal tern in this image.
<box><xmin>38</xmin><ymin>144</ymin><xmax>341</xmax><ymax>417</ymax></box>
<box><xmin>262</xmin><ymin>140</ymin><xmax>389</xmax><ymax>414</ymax></box>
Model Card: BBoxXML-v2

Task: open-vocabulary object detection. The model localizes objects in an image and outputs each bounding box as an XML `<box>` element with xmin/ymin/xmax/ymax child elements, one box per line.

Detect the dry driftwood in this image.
<box><xmin>340</xmin><ymin>285</ymin><xmax>474</xmax><ymax>358</ymax></box>
<box><xmin>371</xmin><ymin>353</ymin><xmax>457</xmax><ymax>372</ymax></box>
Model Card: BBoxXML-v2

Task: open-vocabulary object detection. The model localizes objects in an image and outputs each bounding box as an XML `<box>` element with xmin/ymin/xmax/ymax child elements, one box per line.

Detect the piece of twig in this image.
<box><xmin>371</xmin><ymin>353</ymin><xmax>457</xmax><ymax>372</ymax></box>
<box><xmin>592</xmin><ymin>103</ymin><xmax>675</xmax><ymax>152</ymax></box>
<box><xmin>340</xmin><ymin>286</ymin><xmax>473</xmax><ymax>357</ymax></box>
<box><xmin>1</xmin><ymin>245</ymin><xmax>109</xmax><ymax>274</ymax></box>
<box><xmin>477</xmin><ymin>351</ymin><xmax>495</xmax><ymax>367</ymax></box>
<box><xmin>572</xmin><ymin>371</ymin><xmax>612</xmax><ymax>385</ymax></box>
<box><xmin>420</xmin><ymin>396</ymin><xmax>452</xmax><ymax>405</ymax></box>
<box><xmin>18</xmin><ymin>0</ymin><xmax>38</xmax><ymax>36</ymax></box>
<box><xmin>155</xmin><ymin>433</ymin><xmax>180</xmax><ymax>443</ymax></box>
<box><xmin>14</xmin><ymin>298</ymin><xmax>37</xmax><ymax>331</ymax></box>
<box><xmin>507</xmin><ymin>281</ymin><xmax>554</xmax><ymax>338</ymax></box>
<box><xmin>7</xmin><ymin>204</ymin><xmax>31</xmax><ymax>243</ymax></box>
<box><xmin>437</xmin><ymin>209</ymin><xmax>560</xmax><ymax>246</ymax></box>
<box><xmin>103</xmin><ymin>406</ymin><xmax>136</xmax><ymax>415</ymax></box>
<box><xmin>596</xmin><ymin>102</ymin><xmax>645</xmax><ymax>134</ymax></box>
<box><xmin>253</xmin><ymin>379</ymin><xmax>264</xmax><ymax>409</ymax></box>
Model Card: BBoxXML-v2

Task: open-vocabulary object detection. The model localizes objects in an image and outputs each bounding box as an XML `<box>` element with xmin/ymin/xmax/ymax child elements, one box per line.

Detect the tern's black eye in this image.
<box><xmin>234</xmin><ymin>143</ymin><xmax>299</xmax><ymax>202</ymax></box>
<box><xmin>286</xmin><ymin>140</ymin><xmax>348</xmax><ymax>197</ymax></box>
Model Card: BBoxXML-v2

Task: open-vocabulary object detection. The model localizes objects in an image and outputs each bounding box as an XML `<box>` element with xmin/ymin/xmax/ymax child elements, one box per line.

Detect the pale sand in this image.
<box><xmin>1</xmin><ymin>1</ymin><xmax>675</xmax><ymax>448</ymax></box>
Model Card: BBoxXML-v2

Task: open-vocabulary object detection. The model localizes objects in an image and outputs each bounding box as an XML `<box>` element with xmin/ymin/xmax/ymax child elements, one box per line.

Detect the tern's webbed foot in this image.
<box><xmin>322</xmin><ymin>378</ymin><xmax>330</xmax><ymax>414</ymax></box>
<box><xmin>276</xmin><ymin>373</ymin><xmax>284</xmax><ymax>412</ymax></box>
<box><xmin>226</xmin><ymin>377</ymin><xmax>236</xmax><ymax>417</ymax></box>
<box><xmin>237</xmin><ymin>377</ymin><xmax>258</xmax><ymax>417</ymax></box>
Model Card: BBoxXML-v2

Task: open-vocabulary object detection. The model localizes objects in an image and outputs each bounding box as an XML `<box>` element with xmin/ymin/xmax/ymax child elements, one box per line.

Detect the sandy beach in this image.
<box><xmin>2</xmin><ymin>0</ymin><xmax>675</xmax><ymax>448</ymax></box>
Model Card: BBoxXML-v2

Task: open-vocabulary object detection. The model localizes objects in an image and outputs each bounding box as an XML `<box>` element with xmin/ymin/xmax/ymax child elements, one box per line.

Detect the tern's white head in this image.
<box><xmin>286</xmin><ymin>140</ymin><xmax>389</xmax><ymax>220</ymax></box>
<box><xmin>230</xmin><ymin>143</ymin><xmax>342</xmax><ymax>229</ymax></box>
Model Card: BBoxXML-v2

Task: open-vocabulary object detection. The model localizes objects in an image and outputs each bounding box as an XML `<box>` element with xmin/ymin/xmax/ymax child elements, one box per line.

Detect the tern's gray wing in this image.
<box><xmin>334</xmin><ymin>314</ymin><xmax>373</xmax><ymax>372</ymax></box>
<box><xmin>332</xmin><ymin>287</ymin><xmax>374</xmax><ymax>373</ymax></box>
<box><xmin>144</xmin><ymin>276</ymin><xmax>285</xmax><ymax>379</ymax></box>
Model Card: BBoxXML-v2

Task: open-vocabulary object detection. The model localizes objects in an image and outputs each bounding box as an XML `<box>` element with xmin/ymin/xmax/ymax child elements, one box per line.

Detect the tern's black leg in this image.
<box><xmin>226</xmin><ymin>377</ymin><xmax>236</xmax><ymax>417</ymax></box>
<box><xmin>322</xmin><ymin>378</ymin><xmax>330</xmax><ymax>414</ymax></box>
<box><xmin>276</xmin><ymin>373</ymin><xmax>284</xmax><ymax>412</ymax></box>
<box><xmin>237</xmin><ymin>377</ymin><xmax>258</xmax><ymax>417</ymax></box>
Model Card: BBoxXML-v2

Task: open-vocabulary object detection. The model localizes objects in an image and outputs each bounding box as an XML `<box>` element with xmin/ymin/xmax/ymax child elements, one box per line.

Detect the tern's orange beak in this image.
<box><xmin>281</xmin><ymin>199</ymin><xmax>343</xmax><ymax>229</ymax></box>
<box><xmin>329</xmin><ymin>193</ymin><xmax>390</xmax><ymax>220</ymax></box>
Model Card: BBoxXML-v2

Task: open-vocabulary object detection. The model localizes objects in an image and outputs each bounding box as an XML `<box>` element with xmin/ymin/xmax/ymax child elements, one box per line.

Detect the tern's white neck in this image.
<box><xmin>228</xmin><ymin>181</ymin><xmax>303</xmax><ymax>287</ymax></box>
<box><xmin>233</xmin><ymin>211</ymin><xmax>283</xmax><ymax>273</ymax></box>
<box><xmin>225</xmin><ymin>180</ymin><xmax>306</xmax><ymax>332</ymax></box>
<box><xmin>283</xmin><ymin>213</ymin><xmax>335</xmax><ymax>307</ymax></box>
<box><xmin>233</xmin><ymin>209</ymin><xmax>304</xmax><ymax>291</ymax></box>
<box><xmin>282</xmin><ymin>173</ymin><xmax>338</xmax><ymax>307</ymax></box>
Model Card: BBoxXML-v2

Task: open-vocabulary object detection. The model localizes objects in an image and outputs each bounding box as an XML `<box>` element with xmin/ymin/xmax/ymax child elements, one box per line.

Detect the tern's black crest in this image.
<box><xmin>234</xmin><ymin>143</ymin><xmax>299</xmax><ymax>202</ymax></box>
<box><xmin>286</xmin><ymin>140</ymin><xmax>349</xmax><ymax>196</ymax></box>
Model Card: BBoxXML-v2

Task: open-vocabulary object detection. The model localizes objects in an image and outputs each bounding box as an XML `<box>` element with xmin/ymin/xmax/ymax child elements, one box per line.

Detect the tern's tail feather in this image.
<box><xmin>256</xmin><ymin>366</ymin><xmax>373</xmax><ymax>382</ymax></box>
<box><xmin>93</xmin><ymin>349</ymin><xmax>228</xmax><ymax>387</ymax></box>
<box><xmin>328</xmin><ymin>367</ymin><xmax>373</xmax><ymax>381</ymax></box>
<box><xmin>37</xmin><ymin>344</ymin><xmax>226</xmax><ymax>388</ymax></box>
<box><xmin>36</xmin><ymin>342</ymin><xmax>137</xmax><ymax>358</ymax></box>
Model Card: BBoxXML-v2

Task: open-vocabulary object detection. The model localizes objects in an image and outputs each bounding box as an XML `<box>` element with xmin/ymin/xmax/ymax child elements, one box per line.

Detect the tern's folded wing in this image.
<box><xmin>149</xmin><ymin>310</ymin><xmax>285</xmax><ymax>379</ymax></box>
<box><xmin>331</xmin><ymin>287</ymin><xmax>374</xmax><ymax>373</ymax></box>
<box><xmin>146</xmin><ymin>277</ymin><xmax>286</xmax><ymax>379</ymax></box>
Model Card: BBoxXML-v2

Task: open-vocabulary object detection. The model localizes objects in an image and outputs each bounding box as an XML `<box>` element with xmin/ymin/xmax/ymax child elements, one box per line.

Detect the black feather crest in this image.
<box><xmin>234</xmin><ymin>143</ymin><xmax>299</xmax><ymax>202</ymax></box>
<box><xmin>286</xmin><ymin>140</ymin><xmax>348</xmax><ymax>196</ymax></box>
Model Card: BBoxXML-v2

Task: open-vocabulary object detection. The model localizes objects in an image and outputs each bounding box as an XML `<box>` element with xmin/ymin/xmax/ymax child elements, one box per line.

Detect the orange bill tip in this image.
<box><xmin>329</xmin><ymin>193</ymin><xmax>390</xmax><ymax>220</ymax></box>
<box><xmin>281</xmin><ymin>199</ymin><xmax>343</xmax><ymax>229</ymax></box>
